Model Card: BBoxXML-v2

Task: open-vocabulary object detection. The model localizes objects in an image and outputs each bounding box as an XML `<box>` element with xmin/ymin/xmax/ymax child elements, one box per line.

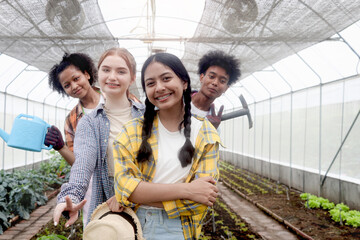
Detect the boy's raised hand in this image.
<box><xmin>206</xmin><ymin>104</ymin><xmax>224</xmax><ymax>129</ymax></box>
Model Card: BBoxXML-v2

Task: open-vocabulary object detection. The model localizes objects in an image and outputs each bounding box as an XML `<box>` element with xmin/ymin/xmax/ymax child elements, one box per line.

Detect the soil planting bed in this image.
<box><xmin>219</xmin><ymin>160</ymin><xmax>360</xmax><ymax>240</ymax></box>
<box><xmin>31</xmin><ymin>216</ymin><xmax>83</xmax><ymax>240</ymax></box>
<box><xmin>200</xmin><ymin>196</ymin><xmax>262</xmax><ymax>239</ymax></box>
<box><xmin>33</xmin><ymin>196</ymin><xmax>261</xmax><ymax>240</ymax></box>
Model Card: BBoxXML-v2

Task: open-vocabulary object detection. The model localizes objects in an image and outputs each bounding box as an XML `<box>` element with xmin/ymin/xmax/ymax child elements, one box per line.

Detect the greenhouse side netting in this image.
<box><xmin>220</xmin><ymin>74</ymin><xmax>360</xmax><ymax>210</ymax></box>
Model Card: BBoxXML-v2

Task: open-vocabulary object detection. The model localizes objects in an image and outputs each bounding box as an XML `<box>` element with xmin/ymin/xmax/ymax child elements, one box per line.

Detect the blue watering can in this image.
<box><xmin>0</xmin><ymin>114</ymin><xmax>53</xmax><ymax>152</ymax></box>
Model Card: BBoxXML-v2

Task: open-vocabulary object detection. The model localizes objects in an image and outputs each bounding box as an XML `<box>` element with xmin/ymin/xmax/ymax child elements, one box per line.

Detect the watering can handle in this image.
<box><xmin>17</xmin><ymin>113</ymin><xmax>34</xmax><ymax>120</ymax></box>
<box><xmin>42</xmin><ymin>123</ymin><xmax>53</xmax><ymax>150</ymax></box>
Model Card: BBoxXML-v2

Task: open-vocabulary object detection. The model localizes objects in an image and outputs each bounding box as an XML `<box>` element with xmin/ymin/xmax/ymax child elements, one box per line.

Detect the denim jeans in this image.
<box><xmin>136</xmin><ymin>207</ymin><xmax>185</xmax><ymax>240</ymax></box>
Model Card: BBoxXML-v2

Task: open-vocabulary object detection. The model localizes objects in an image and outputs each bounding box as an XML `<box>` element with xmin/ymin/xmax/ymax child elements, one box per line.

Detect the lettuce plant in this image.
<box><xmin>322</xmin><ymin>202</ymin><xmax>335</xmax><ymax>210</ymax></box>
<box><xmin>334</xmin><ymin>203</ymin><xmax>350</xmax><ymax>212</ymax></box>
<box><xmin>36</xmin><ymin>234</ymin><xmax>67</xmax><ymax>240</ymax></box>
<box><xmin>300</xmin><ymin>193</ymin><xmax>360</xmax><ymax>228</ymax></box>
<box><xmin>344</xmin><ymin>210</ymin><xmax>360</xmax><ymax>227</ymax></box>
<box><xmin>329</xmin><ymin>208</ymin><xmax>347</xmax><ymax>222</ymax></box>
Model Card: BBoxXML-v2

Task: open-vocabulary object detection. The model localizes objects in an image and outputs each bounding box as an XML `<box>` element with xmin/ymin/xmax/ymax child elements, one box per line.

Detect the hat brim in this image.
<box><xmin>87</xmin><ymin>202</ymin><xmax>144</xmax><ymax>240</ymax></box>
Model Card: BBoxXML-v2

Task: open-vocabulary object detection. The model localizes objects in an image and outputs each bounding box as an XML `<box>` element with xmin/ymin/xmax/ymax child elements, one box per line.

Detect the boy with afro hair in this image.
<box><xmin>191</xmin><ymin>50</ymin><xmax>241</xmax><ymax>128</ymax></box>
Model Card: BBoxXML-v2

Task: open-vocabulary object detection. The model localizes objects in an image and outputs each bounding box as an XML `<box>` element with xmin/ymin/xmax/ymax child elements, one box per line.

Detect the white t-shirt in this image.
<box><xmin>104</xmin><ymin>105</ymin><xmax>132</xmax><ymax>177</ymax></box>
<box><xmin>82</xmin><ymin>94</ymin><xmax>105</xmax><ymax>114</ymax></box>
<box><xmin>191</xmin><ymin>102</ymin><xmax>209</xmax><ymax>118</ymax></box>
<box><xmin>152</xmin><ymin>116</ymin><xmax>202</xmax><ymax>184</ymax></box>
<box><xmin>191</xmin><ymin>101</ymin><xmax>221</xmax><ymax>134</ymax></box>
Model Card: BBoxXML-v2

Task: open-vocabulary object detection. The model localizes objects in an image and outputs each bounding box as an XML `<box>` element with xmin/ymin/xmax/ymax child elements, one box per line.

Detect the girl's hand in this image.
<box><xmin>188</xmin><ymin>176</ymin><xmax>218</xmax><ymax>206</ymax></box>
<box><xmin>106</xmin><ymin>195</ymin><xmax>124</xmax><ymax>212</ymax></box>
<box><xmin>53</xmin><ymin>196</ymin><xmax>86</xmax><ymax>227</ymax></box>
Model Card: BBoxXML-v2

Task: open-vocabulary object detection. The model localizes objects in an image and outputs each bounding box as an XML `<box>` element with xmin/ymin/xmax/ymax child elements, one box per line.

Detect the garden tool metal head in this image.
<box><xmin>221</xmin><ymin>94</ymin><xmax>253</xmax><ymax>128</ymax></box>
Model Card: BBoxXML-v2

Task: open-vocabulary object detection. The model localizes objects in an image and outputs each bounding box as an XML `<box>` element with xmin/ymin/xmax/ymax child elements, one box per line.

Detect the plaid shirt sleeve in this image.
<box><xmin>113</xmin><ymin>119</ymin><xmax>143</xmax><ymax>208</ymax></box>
<box><xmin>163</xmin><ymin>119</ymin><xmax>220</xmax><ymax>218</ymax></box>
<box><xmin>64</xmin><ymin>103</ymin><xmax>82</xmax><ymax>152</ymax></box>
<box><xmin>57</xmin><ymin>115</ymin><xmax>98</xmax><ymax>204</ymax></box>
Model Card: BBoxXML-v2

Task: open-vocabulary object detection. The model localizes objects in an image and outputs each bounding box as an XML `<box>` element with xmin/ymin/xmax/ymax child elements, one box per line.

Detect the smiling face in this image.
<box><xmin>144</xmin><ymin>61</ymin><xmax>187</xmax><ymax>111</ymax></box>
<box><xmin>59</xmin><ymin>65</ymin><xmax>91</xmax><ymax>99</ymax></box>
<box><xmin>199</xmin><ymin>65</ymin><xmax>229</xmax><ymax>100</ymax></box>
<box><xmin>98</xmin><ymin>55</ymin><xmax>134</xmax><ymax>98</ymax></box>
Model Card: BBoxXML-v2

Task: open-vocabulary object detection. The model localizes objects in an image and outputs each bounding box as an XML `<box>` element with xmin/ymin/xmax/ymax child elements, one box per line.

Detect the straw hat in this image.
<box><xmin>83</xmin><ymin>202</ymin><xmax>144</xmax><ymax>240</ymax></box>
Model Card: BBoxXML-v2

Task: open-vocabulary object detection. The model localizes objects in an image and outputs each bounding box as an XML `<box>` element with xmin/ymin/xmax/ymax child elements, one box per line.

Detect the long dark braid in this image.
<box><xmin>178</xmin><ymin>86</ymin><xmax>194</xmax><ymax>167</ymax></box>
<box><xmin>137</xmin><ymin>98</ymin><xmax>156</xmax><ymax>162</ymax></box>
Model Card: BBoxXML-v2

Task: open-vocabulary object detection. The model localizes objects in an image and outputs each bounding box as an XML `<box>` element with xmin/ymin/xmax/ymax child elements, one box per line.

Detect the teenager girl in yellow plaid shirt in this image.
<box><xmin>114</xmin><ymin>53</ymin><xmax>221</xmax><ymax>240</ymax></box>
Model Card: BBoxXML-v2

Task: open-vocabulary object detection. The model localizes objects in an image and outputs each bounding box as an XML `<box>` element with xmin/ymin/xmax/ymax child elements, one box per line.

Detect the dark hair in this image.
<box><xmin>198</xmin><ymin>50</ymin><xmax>241</xmax><ymax>86</ymax></box>
<box><xmin>48</xmin><ymin>52</ymin><xmax>98</xmax><ymax>96</ymax></box>
<box><xmin>137</xmin><ymin>53</ymin><xmax>194</xmax><ymax>167</ymax></box>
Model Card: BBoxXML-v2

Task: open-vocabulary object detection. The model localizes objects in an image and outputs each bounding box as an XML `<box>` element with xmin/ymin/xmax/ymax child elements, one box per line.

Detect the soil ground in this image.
<box><xmin>200</xmin><ymin>196</ymin><xmax>262</xmax><ymax>239</ymax></box>
<box><xmin>31</xmin><ymin>159</ymin><xmax>360</xmax><ymax>239</ymax></box>
<box><xmin>31</xmin><ymin>216</ymin><xmax>83</xmax><ymax>240</ymax></box>
<box><xmin>32</xmin><ymin>196</ymin><xmax>262</xmax><ymax>240</ymax></box>
<box><xmin>219</xmin><ymin>160</ymin><xmax>360</xmax><ymax>240</ymax></box>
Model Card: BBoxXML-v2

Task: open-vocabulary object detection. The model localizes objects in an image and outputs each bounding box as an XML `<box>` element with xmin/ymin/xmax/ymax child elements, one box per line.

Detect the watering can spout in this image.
<box><xmin>0</xmin><ymin>128</ymin><xmax>10</xmax><ymax>143</ymax></box>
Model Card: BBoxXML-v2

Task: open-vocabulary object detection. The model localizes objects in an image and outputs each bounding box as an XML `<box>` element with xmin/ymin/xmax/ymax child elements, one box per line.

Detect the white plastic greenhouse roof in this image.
<box><xmin>1</xmin><ymin>0</ymin><xmax>360</xmax><ymax>111</ymax></box>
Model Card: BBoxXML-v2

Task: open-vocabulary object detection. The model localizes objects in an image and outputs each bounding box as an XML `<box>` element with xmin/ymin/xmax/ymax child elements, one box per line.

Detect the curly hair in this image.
<box><xmin>137</xmin><ymin>53</ymin><xmax>194</xmax><ymax>167</ymax></box>
<box><xmin>198</xmin><ymin>50</ymin><xmax>241</xmax><ymax>86</ymax></box>
<box><xmin>48</xmin><ymin>52</ymin><xmax>98</xmax><ymax>96</ymax></box>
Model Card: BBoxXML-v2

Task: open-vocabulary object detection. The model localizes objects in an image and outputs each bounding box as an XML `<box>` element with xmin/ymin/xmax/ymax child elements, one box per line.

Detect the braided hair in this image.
<box><xmin>137</xmin><ymin>53</ymin><xmax>194</xmax><ymax>167</ymax></box>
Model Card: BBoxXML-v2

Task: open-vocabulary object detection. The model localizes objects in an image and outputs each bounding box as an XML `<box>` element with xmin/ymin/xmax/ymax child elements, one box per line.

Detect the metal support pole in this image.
<box><xmin>39</xmin><ymin>92</ymin><xmax>53</xmax><ymax>168</ymax></box>
<box><xmin>227</xmin><ymin>90</ymin><xmax>237</xmax><ymax>167</ymax></box>
<box><xmin>321</xmin><ymin>109</ymin><xmax>360</xmax><ymax>187</ymax></box>
<box><xmin>54</xmin><ymin>96</ymin><xmax>63</xmax><ymax>127</ymax></box>
<box><xmin>240</xmin><ymin>86</ymin><xmax>255</xmax><ymax>172</ymax></box>
<box><xmin>2</xmin><ymin>65</ymin><xmax>29</xmax><ymax>170</ymax></box>
<box><xmin>24</xmin><ymin>76</ymin><xmax>47</xmax><ymax>168</ymax></box>
<box><xmin>252</xmin><ymin>74</ymin><xmax>272</xmax><ymax>179</ymax></box>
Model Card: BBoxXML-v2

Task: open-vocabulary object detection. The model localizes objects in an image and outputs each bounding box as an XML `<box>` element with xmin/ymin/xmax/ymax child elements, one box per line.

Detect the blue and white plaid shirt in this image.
<box><xmin>57</xmin><ymin>99</ymin><xmax>144</xmax><ymax>224</ymax></box>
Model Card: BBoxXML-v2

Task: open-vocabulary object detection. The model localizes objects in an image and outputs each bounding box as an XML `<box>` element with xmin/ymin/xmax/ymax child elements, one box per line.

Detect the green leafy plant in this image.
<box><xmin>301</xmin><ymin>193</ymin><xmax>334</xmax><ymax>210</ymax></box>
<box><xmin>316</xmin><ymin>197</ymin><xmax>329</xmax><ymax>205</ymax></box>
<box><xmin>345</xmin><ymin>210</ymin><xmax>360</xmax><ymax>227</ymax></box>
<box><xmin>327</xmin><ymin>202</ymin><xmax>360</xmax><ymax>227</ymax></box>
<box><xmin>329</xmin><ymin>208</ymin><xmax>347</xmax><ymax>223</ymax></box>
<box><xmin>334</xmin><ymin>203</ymin><xmax>350</xmax><ymax>212</ymax></box>
<box><xmin>247</xmin><ymin>234</ymin><xmax>256</xmax><ymax>239</ymax></box>
<box><xmin>36</xmin><ymin>234</ymin><xmax>68</xmax><ymax>240</ymax></box>
<box><xmin>0</xmin><ymin>185</ymin><xmax>10</xmax><ymax>234</ymax></box>
<box><xmin>300</xmin><ymin>193</ymin><xmax>310</xmax><ymax>200</ymax></box>
<box><xmin>0</xmin><ymin>151</ymin><xmax>71</xmax><ymax>234</ymax></box>
<box><xmin>41</xmin><ymin>150</ymin><xmax>71</xmax><ymax>181</ymax></box>
<box><xmin>300</xmin><ymin>193</ymin><xmax>359</xmax><ymax>228</ymax></box>
<box><xmin>322</xmin><ymin>202</ymin><xmax>335</xmax><ymax>210</ymax></box>
<box><xmin>305</xmin><ymin>199</ymin><xmax>321</xmax><ymax>209</ymax></box>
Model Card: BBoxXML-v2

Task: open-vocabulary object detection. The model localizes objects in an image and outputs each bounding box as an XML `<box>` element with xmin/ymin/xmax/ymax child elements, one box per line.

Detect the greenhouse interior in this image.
<box><xmin>0</xmin><ymin>0</ymin><xmax>360</xmax><ymax>239</ymax></box>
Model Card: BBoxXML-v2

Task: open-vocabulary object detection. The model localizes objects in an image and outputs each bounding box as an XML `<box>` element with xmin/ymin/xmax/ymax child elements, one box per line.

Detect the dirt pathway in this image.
<box><xmin>218</xmin><ymin>182</ymin><xmax>300</xmax><ymax>240</ymax></box>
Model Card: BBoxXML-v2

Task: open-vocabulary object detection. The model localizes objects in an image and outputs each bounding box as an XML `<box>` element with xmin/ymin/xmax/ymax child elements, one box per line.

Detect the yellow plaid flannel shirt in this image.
<box><xmin>113</xmin><ymin>114</ymin><xmax>221</xmax><ymax>240</ymax></box>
